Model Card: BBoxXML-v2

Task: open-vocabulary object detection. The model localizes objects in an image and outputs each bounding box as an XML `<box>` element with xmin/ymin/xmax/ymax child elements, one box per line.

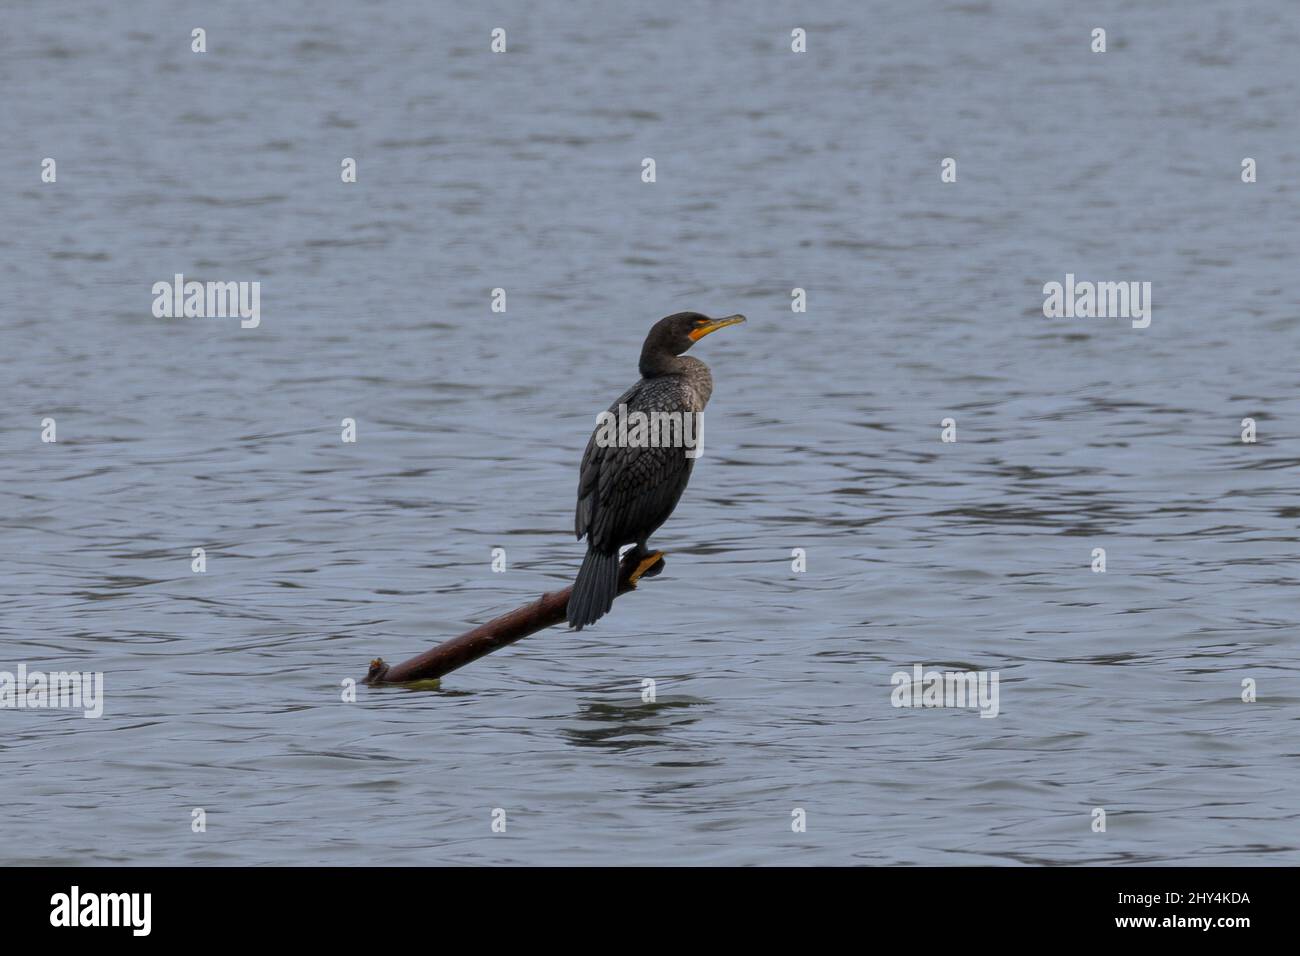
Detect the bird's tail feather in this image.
<box><xmin>567</xmin><ymin>548</ymin><xmax>619</xmax><ymax>630</ymax></box>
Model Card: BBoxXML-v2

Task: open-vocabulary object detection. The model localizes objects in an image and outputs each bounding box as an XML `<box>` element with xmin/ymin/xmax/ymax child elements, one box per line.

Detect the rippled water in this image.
<box><xmin>2</xmin><ymin>0</ymin><xmax>1298</xmax><ymax>865</ymax></box>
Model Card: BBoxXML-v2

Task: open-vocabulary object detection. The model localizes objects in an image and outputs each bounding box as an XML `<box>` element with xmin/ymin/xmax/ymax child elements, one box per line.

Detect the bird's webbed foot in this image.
<box><xmin>628</xmin><ymin>549</ymin><xmax>666</xmax><ymax>585</ymax></box>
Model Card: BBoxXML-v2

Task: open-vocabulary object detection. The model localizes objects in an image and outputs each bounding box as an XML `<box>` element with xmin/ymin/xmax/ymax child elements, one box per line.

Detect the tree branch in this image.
<box><xmin>362</xmin><ymin>550</ymin><xmax>665</xmax><ymax>686</ymax></box>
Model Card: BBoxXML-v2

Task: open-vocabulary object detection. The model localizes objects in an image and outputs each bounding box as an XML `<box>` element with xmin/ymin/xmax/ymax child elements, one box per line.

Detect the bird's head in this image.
<box><xmin>642</xmin><ymin>312</ymin><xmax>746</xmax><ymax>365</ymax></box>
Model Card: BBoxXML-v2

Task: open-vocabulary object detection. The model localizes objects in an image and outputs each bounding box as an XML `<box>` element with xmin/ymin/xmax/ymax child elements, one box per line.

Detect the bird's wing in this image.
<box><xmin>575</xmin><ymin>388</ymin><xmax>696</xmax><ymax>550</ymax></box>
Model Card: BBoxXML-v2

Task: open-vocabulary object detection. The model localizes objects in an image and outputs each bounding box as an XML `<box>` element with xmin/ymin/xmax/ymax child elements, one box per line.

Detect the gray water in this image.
<box><xmin>2</xmin><ymin>0</ymin><xmax>1298</xmax><ymax>866</ymax></box>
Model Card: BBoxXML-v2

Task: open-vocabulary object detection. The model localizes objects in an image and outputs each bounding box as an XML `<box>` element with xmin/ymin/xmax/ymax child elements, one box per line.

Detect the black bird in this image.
<box><xmin>567</xmin><ymin>311</ymin><xmax>746</xmax><ymax>629</ymax></box>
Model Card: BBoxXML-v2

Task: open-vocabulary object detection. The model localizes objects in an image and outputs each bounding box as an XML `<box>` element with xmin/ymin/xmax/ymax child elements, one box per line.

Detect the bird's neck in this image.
<box><xmin>639</xmin><ymin>349</ymin><xmax>689</xmax><ymax>379</ymax></box>
<box><xmin>638</xmin><ymin>354</ymin><xmax>714</xmax><ymax>407</ymax></box>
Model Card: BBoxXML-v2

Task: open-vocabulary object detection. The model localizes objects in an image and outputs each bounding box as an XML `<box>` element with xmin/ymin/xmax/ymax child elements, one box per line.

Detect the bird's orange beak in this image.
<box><xmin>688</xmin><ymin>314</ymin><xmax>746</xmax><ymax>341</ymax></box>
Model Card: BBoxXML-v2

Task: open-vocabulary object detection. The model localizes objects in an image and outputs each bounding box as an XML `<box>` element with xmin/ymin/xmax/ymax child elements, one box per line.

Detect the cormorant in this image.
<box><xmin>567</xmin><ymin>311</ymin><xmax>746</xmax><ymax>629</ymax></box>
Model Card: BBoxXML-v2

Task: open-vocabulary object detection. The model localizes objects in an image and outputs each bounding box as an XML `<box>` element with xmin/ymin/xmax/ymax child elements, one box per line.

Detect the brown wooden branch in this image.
<box><xmin>361</xmin><ymin>550</ymin><xmax>665</xmax><ymax>687</ymax></box>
